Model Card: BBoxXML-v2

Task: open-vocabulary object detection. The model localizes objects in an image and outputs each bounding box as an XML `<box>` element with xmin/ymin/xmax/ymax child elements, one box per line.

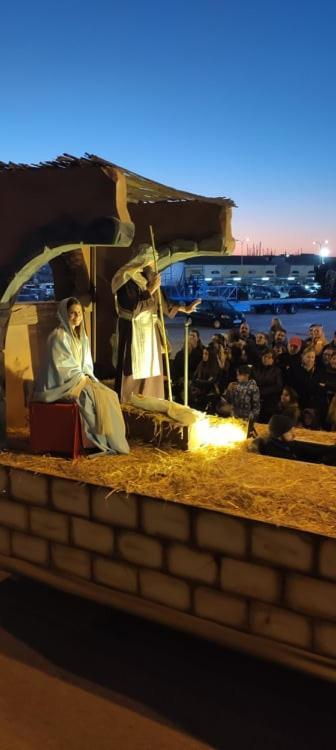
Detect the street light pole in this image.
<box><xmin>313</xmin><ymin>239</ymin><xmax>329</xmax><ymax>265</ymax></box>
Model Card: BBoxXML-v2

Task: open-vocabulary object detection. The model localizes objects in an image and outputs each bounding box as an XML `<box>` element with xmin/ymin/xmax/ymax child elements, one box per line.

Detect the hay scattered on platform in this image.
<box><xmin>1</xmin><ymin>439</ymin><xmax>336</xmax><ymax>540</ymax></box>
<box><xmin>256</xmin><ymin>423</ymin><xmax>336</xmax><ymax>445</ymax></box>
<box><xmin>121</xmin><ymin>403</ymin><xmax>180</xmax><ymax>440</ymax></box>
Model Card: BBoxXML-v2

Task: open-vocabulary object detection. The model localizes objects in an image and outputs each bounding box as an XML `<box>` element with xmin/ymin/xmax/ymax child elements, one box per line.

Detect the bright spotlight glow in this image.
<box><xmin>261</xmin><ymin>277</ymin><xmax>270</xmax><ymax>281</ymax></box>
<box><xmin>287</xmin><ymin>276</ymin><xmax>295</xmax><ymax>280</ymax></box>
<box><xmin>313</xmin><ymin>239</ymin><xmax>329</xmax><ymax>247</ymax></box>
<box><xmin>189</xmin><ymin>416</ymin><xmax>247</xmax><ymax>450</ymax></box>
<box><xmin>320</xmin><ymin>247</ymin><xmax>330</xmax><ymax>259</ymax></box>
<box><xmin>233</xmin><ymin>276</ymin><xmax>241</xmax><ymax>281</ymax></box>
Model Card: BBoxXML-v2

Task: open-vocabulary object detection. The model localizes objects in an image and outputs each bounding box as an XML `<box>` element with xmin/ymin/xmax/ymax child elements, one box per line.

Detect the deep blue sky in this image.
<box><xmin>1</xmin><ymin>0</ymin><xmax>335</xmax><ymax>252</ymax></box>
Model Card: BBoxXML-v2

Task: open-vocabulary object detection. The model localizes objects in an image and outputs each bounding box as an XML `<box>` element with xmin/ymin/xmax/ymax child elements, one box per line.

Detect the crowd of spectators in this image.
<box><xmin>171</xmin><ymin>318</ymin><xmax>336</xmax><ymax>432</ymax></box>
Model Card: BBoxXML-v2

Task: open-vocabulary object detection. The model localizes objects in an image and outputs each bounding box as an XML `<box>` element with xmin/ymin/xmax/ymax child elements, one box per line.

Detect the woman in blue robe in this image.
<box><xmin>34</xmin><ymin>298</ymin><xmax>129</xmax><ymax>455</ymax></box>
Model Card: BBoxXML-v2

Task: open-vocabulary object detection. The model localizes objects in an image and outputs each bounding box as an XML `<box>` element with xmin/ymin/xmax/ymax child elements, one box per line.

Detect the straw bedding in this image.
<box><xmin>1</xmin><ymin>435</ymin><xmax>336</xmax><ymax>540</ymax></box>
<box><xmin>256</xmin><ymin>423</ymin><xmax>336</xmax><ymax>445</ymax></box>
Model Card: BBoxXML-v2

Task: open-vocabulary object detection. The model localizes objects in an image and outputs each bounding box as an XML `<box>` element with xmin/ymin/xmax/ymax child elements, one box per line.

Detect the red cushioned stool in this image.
<box><xmin>29</xmin><ymin>402</ymin><xmax>84</xmax><ymax>459</ymax></box>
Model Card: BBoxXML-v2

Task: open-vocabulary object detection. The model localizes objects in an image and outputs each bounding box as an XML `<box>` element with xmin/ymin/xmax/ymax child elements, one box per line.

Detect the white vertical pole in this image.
<box><xmin>91</xmin><ymin>245</ymin><xmax>97</xmax><ymax>363</ymax></box>
<box><xmin>184</xmin><ymin>317</ymin><xmax>191</xmax><ymax>406</ymax></box>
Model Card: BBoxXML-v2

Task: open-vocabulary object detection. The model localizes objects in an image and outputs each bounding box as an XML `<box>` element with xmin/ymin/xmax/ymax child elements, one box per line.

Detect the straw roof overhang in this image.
<box><xmin>0</xmin><ymin>153</ymin><xmax>235</xmax><ymax>303</ymax></box>
<box><xmin>0</xmin><ymin>152</ymin><xmax>235</xmax><ymax>208</ymax></box>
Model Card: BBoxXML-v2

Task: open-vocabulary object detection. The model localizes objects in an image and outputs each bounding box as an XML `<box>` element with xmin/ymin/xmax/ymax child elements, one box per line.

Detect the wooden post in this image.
<box><xmin>149</xmin><ymin>226</ymin><xmax>173</xmax><ymax>402</ymax></box>
<box><xmin>184</xmin><ymin>317</ymin><xmax>191</xmax><ymax>406</ymax></box>
<box><xmin>0</xmin><ymin>304</ymin><xmax>11</xmax><ymax>447</ymax></box>
<box><xmin>90</xmin><ymin>245</ymin><xmax>97</xmax><ymax>363</ymax></box>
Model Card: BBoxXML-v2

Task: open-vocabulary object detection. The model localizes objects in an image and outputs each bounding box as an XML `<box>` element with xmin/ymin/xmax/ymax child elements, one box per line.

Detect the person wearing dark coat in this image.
<box><xmin>319</xmin><ymin>351</ymin><xmax>336</xmax><ymax>395</ymax></box>
<box><xmin>275</xmin><ymin>386</ymin><xmax>301</xmax><ymax>425</ymax></box>
<box><xmin>190</xmin><ymin>347</ymin><xmax>219</xmax><ymax>411</ymax></box>
<box><xmin>269</xmin><ymin>318</ymin><xmax>284</xmax><ymax>345</ymax></box>
<box><xmin>273</xmin><ymin>329</ymin><xmax>287</xmax><ymax>347</ymax></box>
<box><xmin>251</xmin><ymin>414</ymin><xmax>336</xmax><ymax>465</ymax></box>
<box><xmin>253</xmin><ymin>415</ymin><xmax>296</xmax><ymax>459</ymax></box>
<box><xmin>172</xmin><ymin>332</ymin><xmax>203</xmax><ymax>381</ymax></box>
<box><xmin>238</xmin><ymin>322</ymin><xmax>258</xmax><ymax>365</ymax></box>
<box><xmin>227</xmin><ymin>341</ymin><xmax>248</xmax><ymax>383</ymax></box>
<box><xmin>172</xmin><ymin>329</ymin><xmax>204</xmax><ymax>402</ymax></box>
<box><xmin>277</xmin><ymin>336</ymin><xmax>302</xmax><ymax>385</ymax></box>
<box><xmin>254</xmin><ymin>349</ymin><xmax>282</xmax><ymax>423</ymax></box>
<box><xmin>327</xmin><ymin>331</ymin><xmax>336</xmax><ymax>350</ymax></box>
<box><xmin>291</xmin><ymin>348</ymin><xmax>327</xmax><ymax>421</ymax></box>
<box><xmin>317</xmin><ymin>350</ymin><xmax>336</xmax><ymax>423</ymax></box>
<box><xmin>320</xmin><ymin>346</ymin><xmax>334</xmax><ymax>370</ymax></box>
<box><xmin>254</xmin><ymin>332</ymin><xmax>269</xmax><ymax>363</ymax></box>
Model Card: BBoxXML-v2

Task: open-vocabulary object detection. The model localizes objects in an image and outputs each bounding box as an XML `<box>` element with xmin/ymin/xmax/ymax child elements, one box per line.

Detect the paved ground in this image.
<box><xmin>166</xmin><ymin>309</ymin><xmax>336</xmax><ymax>355</ymax></box>
<box><xmin>0</xmin><ymin>575</ymin><xmax>335</xmax><ymax>749</ymax></box>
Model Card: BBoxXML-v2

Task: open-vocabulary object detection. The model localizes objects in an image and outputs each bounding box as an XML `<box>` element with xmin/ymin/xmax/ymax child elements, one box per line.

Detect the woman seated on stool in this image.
<box><xmin>34</xmin><ymin>297</ymin><xmax>129</xmax><ymax>455</ymax></box>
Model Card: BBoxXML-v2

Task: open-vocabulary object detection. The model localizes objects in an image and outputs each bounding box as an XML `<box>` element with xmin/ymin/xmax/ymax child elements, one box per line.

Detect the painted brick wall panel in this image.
<box><xmin>52</xmin><ymin>543</ymin><xmax>91</xmax><ymax>579</ymax></box>
<box><xmin>12</xmin><ymin>532</ymin><xmax>49</xmax><ymax>565</ymax></box>
<box><xmin>92</xmin><ymin>488</ymin><xmax>138</xmax><ymax>528</ymax></box>
<box><xmin>30</xmin><ymin>508</ymin><xmax>69</xmax><ymax>543</ymax></box>
<box><xmin>251</xmin><ymin>525</ymin><xmax>313</xmax><ymax>573</ymax></box>
<box><xmin>118</xmin><ymin>532</ymin><xmax>162</xmax><ymax>569</ymax></box>
<box><xmin>94</xmin><ymin>558</ymin><xmax>138</xmax><ymax>594</ymax></box>
<box><xmin>221</xmin><ymin>558</ymin><xmax>280</xmax><ymax>603</ymax></box>
<box><xmin>168</xmin><ymin>544</ymin><xmax>217</xmax><ymax>584</ymax></box>
<box><xmin>142</xmin><ymin>498</ymin><xmax>190</xmax><ymax>542</ymax></box>
<box><xmin>0</xmin><ymin>466</ymin><xmax>8</xmax><ymax>494</ymax></box>
<box><xmin>250</xmin><ymin>602</ymin><xmax>312</xmax><ymax>649</ymax></box>
<box><xmin>51</xmin><ymin>479</ymin><xmax>89</xmax><ymax>517</ymax></box>
<box><xmin>140</xmin><ymin>570</ymin><xmax>190</xmax><ymax>611</ymax></box>
<box><xmin>0</xmin><ymin>527</ymin><xmax>10</xmax><ymax>555</ymax></box>
<box><xmin>0</xmin><ymin>500</ymin><xmax>28</xmax><ymax>531</ymax></box>
<box><xmin>72</xmin><ymin>518</ymin><xmax>114</xmax><ymax>555</ymax></box>
<box><xmin>314</xmin><ymin>622</ymin><xmax>336</xmax><ymax>659</ymax></box>
<box><xmin>194</xmin><ymin>587</ymin><xmax>247</xmax><ymax>628</ymax></box>
<box><xmin>196</xmin><ymin>511</ymin><xmax>246</xmax><ymax>557</ymax></box>
<box><xmin>286</xmin><ymin>574</ymin><xmax>336</xmax><ymax>620</ymax></box>
<box><xmin>10</xmin><ymin>469</ymin><xmax>48</xmax><ymax>506</ymax></box>
<box><xmin>319</xmin><ymin>539</ymin><xmax>336</xmax><ymax>581</ymax></box>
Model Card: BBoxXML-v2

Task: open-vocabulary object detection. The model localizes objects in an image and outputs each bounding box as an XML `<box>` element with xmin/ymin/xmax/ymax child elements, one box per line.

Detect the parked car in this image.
<box><xmin>248</xmin><ymin>285</ymin><xmax>281</xmax><ymax>300</ymax></box>
<box><xmin>17</xmin><ymin>289</ymin><xmax>39</xmax><ymax>301</ymax></box>
<box><xmin>287</xmin><ymin>284</ymin><xmax>314</xmax><ymax>298</ymax></box>
<box><xmin>187</xmin><ymin>300</ymin><xmax>244</xmax><ymax>329</ymax></box>
<box><xmin>40</xmin><ymin>282</ymin><xmax>55</xmax><ymax>299</ymax></box>
<box><xmin>274</xmin><ymin>284</ymin><xmax>290</xmax><ymax>298</ymax></box>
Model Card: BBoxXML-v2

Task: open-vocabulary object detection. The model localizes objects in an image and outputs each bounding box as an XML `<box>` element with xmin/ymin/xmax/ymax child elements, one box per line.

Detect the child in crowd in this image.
<box><xmin>218</xmin><ymin>364</ymin><xmax>260</xmax><ymax>421</ymax></box>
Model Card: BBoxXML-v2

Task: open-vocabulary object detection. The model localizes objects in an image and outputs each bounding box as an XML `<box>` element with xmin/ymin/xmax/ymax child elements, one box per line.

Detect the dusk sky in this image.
<box><xmin>1</xmin><ymin>0</ymin><xmax>335</xmax><ymax>254</ymax></box>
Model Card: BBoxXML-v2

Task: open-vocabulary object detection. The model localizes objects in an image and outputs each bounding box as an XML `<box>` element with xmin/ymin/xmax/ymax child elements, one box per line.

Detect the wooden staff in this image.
<box><xmin>149</xmin><ymin>225</ymin><xmax>173</xmax><ymax>402</ymax></box>
<box><xmin>90</xmin><ymin>245</ymin><xmax>97</xmax><ymax>363</ymax></box>
<box><xmin>184</xmin><ymin>316</ymin><xmax>191</xmax><ymax>406</ymax></box>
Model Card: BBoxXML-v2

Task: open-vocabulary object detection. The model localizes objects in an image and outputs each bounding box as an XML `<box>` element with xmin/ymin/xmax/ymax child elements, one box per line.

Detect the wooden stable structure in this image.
<box><xmin>0</xmin><ymin>154</ymin><xmax>235</xmax><ymax>440</ymax></box>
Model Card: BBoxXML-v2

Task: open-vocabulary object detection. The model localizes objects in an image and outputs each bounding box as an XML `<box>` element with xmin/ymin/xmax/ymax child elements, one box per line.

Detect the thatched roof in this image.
<box><xmin>0</xmin><ymin>153</ymin><xmax>235</xmax><ymax>207</ymax></box>
<box><xmin>0</xmin><ymin>153</ymin><xmax>235</xmax><ymax>306</ymax></box>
